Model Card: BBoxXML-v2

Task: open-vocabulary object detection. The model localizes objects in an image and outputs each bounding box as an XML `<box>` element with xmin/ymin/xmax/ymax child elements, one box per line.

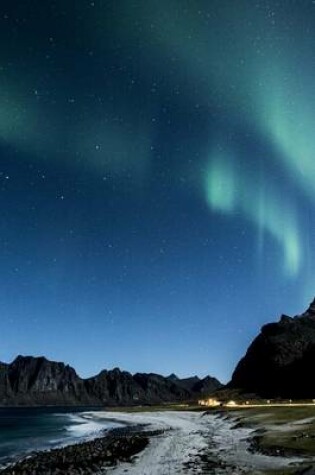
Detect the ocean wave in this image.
<box><xmin>0</xmin><ymin>410</ymin><xmax>125</xmax><ymax>467</ymax></box>
<box><xmin>62</xmin><ymin>413</ymin><xmax>123</xmax><ymax>439</ymax></box>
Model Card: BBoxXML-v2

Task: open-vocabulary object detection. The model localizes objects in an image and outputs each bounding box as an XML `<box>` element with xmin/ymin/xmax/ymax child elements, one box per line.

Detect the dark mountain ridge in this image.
<box><xmin>229</xmin><ymin>298</ymin><xmax>315</xmax><ymax>398</ymax></box>
<box><xmin>0</xmin><ymin>355</ymin><xmax>222</xmax><ymax>406</ymax></box>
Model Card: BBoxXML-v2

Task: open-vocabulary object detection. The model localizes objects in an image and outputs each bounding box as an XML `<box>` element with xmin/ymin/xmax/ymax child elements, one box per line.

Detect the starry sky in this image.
<box><xmin>0</xmin><ymin>1</ymin><xmax>315</xmax><ymax>382</ymax></box>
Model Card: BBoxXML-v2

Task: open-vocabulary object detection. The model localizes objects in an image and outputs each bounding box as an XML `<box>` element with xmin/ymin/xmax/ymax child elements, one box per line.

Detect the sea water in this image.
<box><xmin>0</xmin><ymin>407</ymin><xmax>122</xmax><ymax>467</ymax></box>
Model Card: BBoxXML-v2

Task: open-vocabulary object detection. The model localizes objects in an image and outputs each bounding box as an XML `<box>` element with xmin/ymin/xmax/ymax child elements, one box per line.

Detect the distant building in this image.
<box><xmin>198</xmin><ymin>398</ymin><xmax>220</xmax><ymax>407</ymax></box>
<box><xmin>226</xmin><ymin>400</ymin><xmax>237</xmax><ymax>407</ymax></box>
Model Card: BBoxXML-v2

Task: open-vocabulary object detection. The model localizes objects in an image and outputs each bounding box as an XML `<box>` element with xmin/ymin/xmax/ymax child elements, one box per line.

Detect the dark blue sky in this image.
<box><xmin>0</xmin><ymin>1</ymin><xmax>314</xmax><ymax>382</ymax></box>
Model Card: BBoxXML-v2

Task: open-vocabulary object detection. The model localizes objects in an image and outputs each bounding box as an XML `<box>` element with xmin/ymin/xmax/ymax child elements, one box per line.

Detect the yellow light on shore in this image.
<box><xmin>198</xmin><ymin>398</ymin><xmax>220</xmax><ymax>407</ymax></box>
<box><xmin>226</xmin><ymin>400</ymin><xmax>237</xmax><ymax>407</ymax></box>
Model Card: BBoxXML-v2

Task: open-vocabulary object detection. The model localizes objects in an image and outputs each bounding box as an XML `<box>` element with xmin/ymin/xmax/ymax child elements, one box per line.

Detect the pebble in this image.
<box><xmin>0</xmin><ymin>430</ymin><xmax>150</xmax><ymax>475</ymax></box>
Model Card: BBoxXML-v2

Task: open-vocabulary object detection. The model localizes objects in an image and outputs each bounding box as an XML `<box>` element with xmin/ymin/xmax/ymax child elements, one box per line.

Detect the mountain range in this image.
<box><xmin>5</xmin><ymin>297</ymin><xmax>315</xmax><ymax>405</ymax></box>
<box><xmin>0</xmin><ymin>356</ymin><xmax>222</xmax><ymax>406</ymax></box>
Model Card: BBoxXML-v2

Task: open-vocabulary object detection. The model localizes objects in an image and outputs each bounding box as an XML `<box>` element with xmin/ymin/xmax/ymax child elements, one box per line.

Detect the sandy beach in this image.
<box><xmin>89</xmin><ymin>410</ymin><xmax>308</xmax><ymax>474</ymax></box>
<box><xmin>2</xmin><ymin>409</ymin><xmax>315</xmax><ymax>474</ymax></box>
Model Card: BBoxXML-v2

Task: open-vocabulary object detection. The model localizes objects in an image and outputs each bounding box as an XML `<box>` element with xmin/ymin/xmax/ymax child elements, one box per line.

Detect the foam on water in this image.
<box><xmin>64</xmin><ymin>413</ymin><xmax>122</xmax><ymax>438</ymax></box>
<box><xmin>0</xmin><ymin>409</ymin><xmax>125</xmax><ymax>467</ymax></box>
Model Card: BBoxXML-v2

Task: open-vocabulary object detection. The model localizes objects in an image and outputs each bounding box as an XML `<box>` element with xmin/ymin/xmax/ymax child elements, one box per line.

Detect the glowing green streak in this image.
<box><xmin>205</xmin><ymin>150</ymin><xmax>301</xmax><ymax>276</ymax></box>
<box><xmin>256</xmin><ymin>63</ymin><xmax>315</xmax><ymax>202</ymax></box>
<box><xmin>0</xmin><ymin>83</ymin><xmax>36</xmax><ymax>143</ymax></box>
<box><xmin>205</xmin><ymin>152</ymin><xmax>235</xmax><ymax>213</ymax></box>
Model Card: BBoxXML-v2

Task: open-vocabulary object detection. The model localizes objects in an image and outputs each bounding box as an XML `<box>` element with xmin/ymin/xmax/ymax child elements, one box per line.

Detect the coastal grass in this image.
<box><xmin>265</xmin><ymin>465</ymin><xmax>315</xmax><ymax>475</ymax></box>
<box><xmin>264</xmin><ymin>469</ymin><xmax>303</xmax><ymax>475</ymax></box>
<box><xmin>259</xmin><ymin>429</ymin><xmax>315</xmax><ymax>454</ymax></box>
<box><xmin>223</xmin><ymin>406</ymin><xmax>315</xmax><ymax>458</ymax></box>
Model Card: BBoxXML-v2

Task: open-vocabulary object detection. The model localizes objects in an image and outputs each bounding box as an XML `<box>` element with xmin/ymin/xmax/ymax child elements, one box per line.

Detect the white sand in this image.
<box><xmin>86</xmin><ymin>410</ymin><xmax>308</xmax><ymax>474</ymax></box>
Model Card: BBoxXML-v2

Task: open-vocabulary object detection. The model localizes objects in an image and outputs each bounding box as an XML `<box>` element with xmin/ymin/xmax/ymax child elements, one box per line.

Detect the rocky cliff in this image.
<box><xmin>229</xmin><ymin>298</ymin><xmax>315</xmax><ymax>398</ymax></box>
<box><xmin>0</xmin><ymin>356</ymin><xmax>222</xmax><ymax>406</ymax></box>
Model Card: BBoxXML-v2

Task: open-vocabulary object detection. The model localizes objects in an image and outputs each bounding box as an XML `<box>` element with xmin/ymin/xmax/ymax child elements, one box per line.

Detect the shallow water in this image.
<box><xmin>0</xmin><ymin>407</ymin><xmax>122</xmax><ymax>466</ymax></box>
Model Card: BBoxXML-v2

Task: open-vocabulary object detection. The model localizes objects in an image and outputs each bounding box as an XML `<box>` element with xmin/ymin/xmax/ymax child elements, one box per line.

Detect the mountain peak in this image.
<box><xmin>302</xmin><ymin>298</ymin><xmax>315</xmax><ymax>319</ymax></box>
<box><xmin>167</xmin><ymin>373</ymin><xmax>179</xmax><ymax>380</ymax></box>
<box><xmin>230</xmin><ymin>298</ymin><xmax>315</xmax><ymax>398</ymax></box>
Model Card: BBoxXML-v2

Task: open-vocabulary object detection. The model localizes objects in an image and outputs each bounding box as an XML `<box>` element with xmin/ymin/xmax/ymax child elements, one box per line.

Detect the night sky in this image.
<box><xmin>1</xmin><ymin>1</ymin><xmax>315</xmax><ymax>382</ymax></box>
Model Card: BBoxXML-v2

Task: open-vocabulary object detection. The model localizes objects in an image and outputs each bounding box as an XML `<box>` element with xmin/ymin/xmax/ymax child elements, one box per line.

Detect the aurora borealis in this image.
<box><xmin>0</xmin><ymin>1</ymin><xmax>315</xmax><ymax>382</ymax></box>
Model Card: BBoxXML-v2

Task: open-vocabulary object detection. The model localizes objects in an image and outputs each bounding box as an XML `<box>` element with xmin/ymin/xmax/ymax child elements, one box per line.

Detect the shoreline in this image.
<box><xmin>0</xmin><ymin>425</ymin><xmax>162</xmax><ymax>475</ymax></box>
<box><xmin>1</xmin><ymin>409</ymin><xmax>314</xmax><ymax>474</ymax></box>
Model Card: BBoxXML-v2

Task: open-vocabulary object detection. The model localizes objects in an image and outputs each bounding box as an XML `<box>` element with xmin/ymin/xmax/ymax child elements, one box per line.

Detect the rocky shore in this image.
<box><xmin>0</xmin><ymin>427</ymin><xmax>162</xmax><ymax>475</ymax></box>
<box><xmin>2</xmin><ymin>409</ymin><xmax>311</xmax><ymax>474</ymax></box>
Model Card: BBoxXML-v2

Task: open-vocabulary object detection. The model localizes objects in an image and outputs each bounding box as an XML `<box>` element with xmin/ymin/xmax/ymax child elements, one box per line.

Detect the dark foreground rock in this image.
<box><xmin>0</xmin><ymin>356</ymin><xmax>222</xmax><ymax>406</ymax></box>
<box><xmin>0</xmin><ymin>428</ymin><xmax>157</xmax><ymax>475</ymax></box>
<box><xmin>229</xmin><ymin>298</ymin><xmax>315</xmax><ymax>398</ymax></box>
